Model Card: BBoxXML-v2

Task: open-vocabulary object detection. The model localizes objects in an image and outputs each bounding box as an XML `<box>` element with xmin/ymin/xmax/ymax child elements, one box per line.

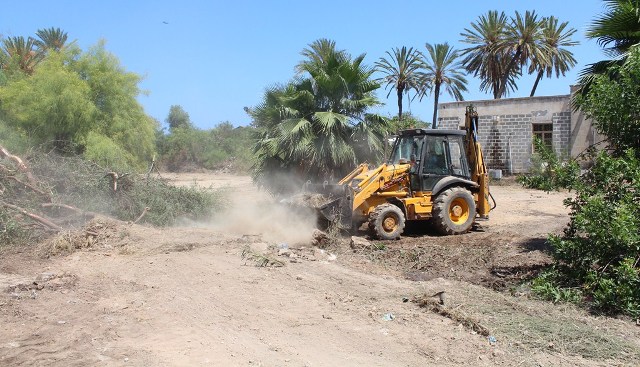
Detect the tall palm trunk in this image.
<box><xmin>432</xmin><ymin>82</ymin><xmax>441</xmax><ymax>129</ymax></box>
<box><xmin>497</xmin><ymin>48</ymin><xmax>521</xmax><ymax>98</ymax></box>
<box><xmin>493</xmin><ymin>80</ymin><xmax>501</xmax><ymax>99</ymax></box>
<box><xmin>397</xmin><ymin>85</ymin><xmax>404</xmax><ymax>121</ymax></box>
<box><xmin>530</xmin><ymin>69</ymin><xmax>544</xmax><ymax>96</ymax></box>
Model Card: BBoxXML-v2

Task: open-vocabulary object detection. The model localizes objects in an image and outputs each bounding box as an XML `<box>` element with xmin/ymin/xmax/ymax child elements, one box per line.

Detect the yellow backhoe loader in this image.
<box><xmin>302</xmin><ymin>105</ymin><xmax>494</xmax><ymax>239</ymax></box>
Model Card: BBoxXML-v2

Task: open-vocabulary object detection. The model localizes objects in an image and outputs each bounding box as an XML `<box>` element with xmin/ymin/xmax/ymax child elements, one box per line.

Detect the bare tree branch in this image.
<box><xmin>0</xmin><ymin>200</ymin><xmax>62</xmax><ymax>231</ymax></box>
<box><xmin>0</xmin><ymin>145</ymin><xmax>38</xmax><ymax>187</ymax></box>
<box><xmin>0</xmin><ymin>164</ymin><xmax>50</xmax><ymax>199</ymax></box>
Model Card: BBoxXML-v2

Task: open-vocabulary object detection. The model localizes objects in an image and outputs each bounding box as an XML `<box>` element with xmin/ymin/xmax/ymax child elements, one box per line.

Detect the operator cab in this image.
<box><xmin>389</xmin><ymin>129</ymin><xmax>471</xmax><ymax>191</ymax></box>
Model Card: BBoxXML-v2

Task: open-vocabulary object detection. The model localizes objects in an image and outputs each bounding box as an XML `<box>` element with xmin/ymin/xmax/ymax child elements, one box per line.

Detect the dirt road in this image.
<box><xmin>1</xmin><ymin>174</ymin><xmax>639</xmax><ymax>366</ymax></box>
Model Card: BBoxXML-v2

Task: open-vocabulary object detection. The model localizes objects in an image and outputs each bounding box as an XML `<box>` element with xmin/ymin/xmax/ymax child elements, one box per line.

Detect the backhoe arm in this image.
<box><xmin>465</xmin><ymin>106</ymin><xmax>490</xmax><ymax>217</ymax></box>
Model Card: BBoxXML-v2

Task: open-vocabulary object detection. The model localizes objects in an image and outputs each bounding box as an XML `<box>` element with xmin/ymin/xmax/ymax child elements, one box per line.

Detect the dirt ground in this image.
<box><xmin>1</xmin><ymin>173</ymin><xmax>639</xmax><ymax>366</ymax></box>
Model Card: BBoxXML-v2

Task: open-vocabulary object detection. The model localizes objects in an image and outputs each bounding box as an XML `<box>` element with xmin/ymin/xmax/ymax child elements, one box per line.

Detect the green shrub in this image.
<box><xmin>533</xmin><ymin>150</ymin><xmax>640</xmax><ymax>317</ymax></box>
<box><xmin>517</xmin><ymin>137</ymin><xmax>580</xmax><ymax>191</ymax></box>
<box><xmin>531</xmin><ymin>269</ymin><xmax>583</xmax><ymax>304</ymax></box>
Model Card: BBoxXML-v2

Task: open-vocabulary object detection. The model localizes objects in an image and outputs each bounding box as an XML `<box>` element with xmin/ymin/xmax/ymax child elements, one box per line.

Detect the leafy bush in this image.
<box><xmin>517</xmin><ymin>137</ymin><xmax>580</xmax><ymax>191</ymax></box>
<box><xmin>531</xmin><ymin>269</ymin><xmax>583</xmax><ymax>304</ymax></box>
<box><xmin>533</xmin><ymin>150</ymin><xmax>640</xmax><ymax>317</ymax></box>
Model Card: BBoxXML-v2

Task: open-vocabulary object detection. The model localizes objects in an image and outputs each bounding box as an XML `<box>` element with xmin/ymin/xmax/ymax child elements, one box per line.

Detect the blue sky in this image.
<box><xmin>1</xmin><ymin>0</ymin><xmax>606</xmax><ymax>129</ymax></box>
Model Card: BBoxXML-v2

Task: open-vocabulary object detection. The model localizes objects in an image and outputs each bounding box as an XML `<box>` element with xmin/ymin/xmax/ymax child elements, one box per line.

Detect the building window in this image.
<box><xmin>532</xmin><ymin>123</ymin><xmax>553</xmax><ymax>151</ymax></box>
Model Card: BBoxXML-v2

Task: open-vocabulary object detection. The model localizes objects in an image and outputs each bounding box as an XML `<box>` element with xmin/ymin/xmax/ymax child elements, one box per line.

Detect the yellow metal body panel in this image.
<box><xmin>401</xmin><ymin>193</ymin><xmax>434</xmax><ymax>220</ymax></box>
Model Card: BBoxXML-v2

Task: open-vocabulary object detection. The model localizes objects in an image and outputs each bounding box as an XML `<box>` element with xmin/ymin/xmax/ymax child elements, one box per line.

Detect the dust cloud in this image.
<box><xmin>208</xmin><ymin>197</ymin><xmax>318</xmax><ymax>246</ymax></box>
<box><xmin>167</xmin><ymin>173</ymin><xmax>323</xmax><ymax>245</ymax></box>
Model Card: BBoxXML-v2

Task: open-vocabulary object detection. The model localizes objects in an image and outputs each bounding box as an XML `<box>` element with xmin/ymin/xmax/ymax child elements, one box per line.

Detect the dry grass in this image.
<box><xmin>416</xmin><ymin>279</ymin><xmax>640</xmax><ymax>365</ymax></box>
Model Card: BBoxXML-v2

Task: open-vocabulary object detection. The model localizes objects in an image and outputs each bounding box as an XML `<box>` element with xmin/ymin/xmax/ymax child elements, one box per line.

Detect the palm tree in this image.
<box><xmin>1</xmin><ymin>36</ymin><xmax>41</xmax><ymax>75</ymax></box>
<box><xmin>374</xmin><ymin>46</ymin><xmax>426</xmax><ymax>121</ymax></box>
<box><xmin>252</xmin><ymin>40</ymin><xmax>389</xmax><ymax>192</ymax></box>
<box><xmin>529</xmin><ymin>16</ymin><xmax>578</xmax><ymax>96</ymax></box>
<box><xmin>460</xmin><ymin>10</ymin><xmax>518</xmax><ymax>98</ymax></box>
<box><xmin>578</xmin><ymin>0</ymin><xmax>640</xmax><ymax>92</ymax></box>
<box><xmin>34</xmin><ymin>27</ymin><xmax>68</xmax><ymax>52</ymax></box>
<box><xmin>496</xmin><ymin>10</ymin><xmax>547</xmax><ymax>98</ymax></box>
<box><xmin>422</xmin><ymin>43</ymin><xmax>468</xmax><ymax>128</ymax></box>
<box><xmin>296</xmin><ymin>38</ymin><xmax>345</xmax><ymax>74</ymax></box>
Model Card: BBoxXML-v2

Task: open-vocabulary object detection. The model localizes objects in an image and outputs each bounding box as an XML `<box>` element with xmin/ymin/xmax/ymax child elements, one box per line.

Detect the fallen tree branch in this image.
<box><xmin>133</xmin><ymin>207</ymin><xmax>150</xmax><ymax>224</ymax></box>
<box><xmin>1</xmin><ymin>200</ymin><xmax>62</xmax><ymax>231</ymax></box>
<box><xmin>0</xmin><ymin>164</ymin><xmax>50</xmax><ymax>199</ymax></box>
<box><xmin>41</xmin><ymin>203</ymin><xmax>97</xmax><ymax>219</ymax></box>
<box><xmin>0</xmin><ymin>145</ymin><xmax>38</xmax><ymax>187</ymax></box>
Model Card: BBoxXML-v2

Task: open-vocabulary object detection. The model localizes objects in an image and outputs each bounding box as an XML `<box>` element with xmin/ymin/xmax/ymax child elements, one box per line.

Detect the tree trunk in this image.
<box><xmin>497</xmin><ymin>48</ymin><xmax>521</xmax><ymax>98</ymax></box>
<box><xmin>530</xmin><ymin>70</ymin><xmax>544</xmax><ymax>97</ymax></box>
<box><xmin>493</xmin><ymin>79</ymin><xmax>500</xmax><ymax>99</ymax></box>
<box><xmin>432</xmin><ymin>83</ymin><xmax>441</xmax><ymax>129</ymax></box>
<box><xmin>397</xmin><ymin>86</ymin><xmax>404</xmax><ymax>121</ymax></box>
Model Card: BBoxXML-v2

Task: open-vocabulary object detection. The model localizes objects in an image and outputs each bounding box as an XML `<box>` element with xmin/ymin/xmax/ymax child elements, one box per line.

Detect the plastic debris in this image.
<box><xmin>382</xmin><ymin>313</ymin><xmax>395</xmax><ymax>321</ymax></box>
<box><xmin>488</xmin><ymin>335</ymin><xmax>497</xmax><ymax>345</ymax></box>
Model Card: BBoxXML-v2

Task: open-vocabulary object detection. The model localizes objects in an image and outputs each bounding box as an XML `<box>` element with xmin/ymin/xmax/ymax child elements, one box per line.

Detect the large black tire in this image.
<box><xmin>368</xmin><ymin>203</ymin><xmax>405</xmax><ymax>240</ymax></box>
<box><xmin>432</xmin><ymin>187</ymin><xmax>476</xmax><ymax>235</ymax></box>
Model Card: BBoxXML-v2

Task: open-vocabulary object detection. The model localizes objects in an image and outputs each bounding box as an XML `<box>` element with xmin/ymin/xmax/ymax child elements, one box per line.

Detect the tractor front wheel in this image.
<box><xmin>368</xmin><ymin>203</ymin><xmax>405</xmax><ymax>240</ymax></box>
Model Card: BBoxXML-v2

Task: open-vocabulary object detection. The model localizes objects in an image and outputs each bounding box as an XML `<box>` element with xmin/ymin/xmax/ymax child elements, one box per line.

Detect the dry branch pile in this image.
<box><xmin>1</xmin><ymin>145</ymin><xmax>223</xmax><ymax>247</ymax></box>
<box><xmin>0</xmin><ymin>145</ymin><xmax>101</xmax><ymax>243</ymax></box>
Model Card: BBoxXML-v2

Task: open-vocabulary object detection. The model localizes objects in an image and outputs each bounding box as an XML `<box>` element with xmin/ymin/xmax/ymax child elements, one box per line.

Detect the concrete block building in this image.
<box><xmin>437</xmin><ymin>88</ymin><xmax>604</xmax><ymax>174</ymax></box>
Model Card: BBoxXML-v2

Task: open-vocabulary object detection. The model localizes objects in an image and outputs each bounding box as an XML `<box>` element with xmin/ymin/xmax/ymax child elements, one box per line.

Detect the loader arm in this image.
<box><xmin>350</xmin><ymin>163</ymin><xmax>411</xmax><ymax>211</ymax></box>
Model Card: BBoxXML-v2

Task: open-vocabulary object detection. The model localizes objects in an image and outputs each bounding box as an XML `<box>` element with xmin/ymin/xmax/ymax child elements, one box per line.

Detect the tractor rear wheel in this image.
<box><xmin>368</xmin><ymin>203</ymin><xmax>405</xmax><ymax>240</ymax></box>
<box><xmin>432</xmin><ymin>187</ymin><xmax>476</xmax><ymax>235</ymax></box>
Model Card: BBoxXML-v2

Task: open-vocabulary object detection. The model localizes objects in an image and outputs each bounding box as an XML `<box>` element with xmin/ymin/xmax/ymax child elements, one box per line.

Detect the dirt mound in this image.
<box><xmin>384</xmin><ymin>231</ymin><xmax>550</xmax><ymax>290</ymax></box>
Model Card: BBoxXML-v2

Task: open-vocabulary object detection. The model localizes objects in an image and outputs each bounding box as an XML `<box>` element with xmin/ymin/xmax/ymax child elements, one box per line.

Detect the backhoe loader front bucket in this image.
<box><xmin>303</xmin><ymin>182</ymin><xmax>354</xmax><ymax>229</ymax></box>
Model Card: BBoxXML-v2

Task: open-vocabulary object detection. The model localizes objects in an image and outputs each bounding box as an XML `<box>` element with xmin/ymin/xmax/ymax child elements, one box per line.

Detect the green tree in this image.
<box><xmin>0</xmin><ymin>52</ymin><xmax>95</xmax><ymax>149</ymax></box>
<box><xmin>1</xmin><ymin>36</ymin><xmax>41</xmax><ymax>75</ymax></box>
<box><xmin>375</xmin><ymin>46</ymin><xmax>426</xmax><ymax>121</ymax></box>
<box><xmin>34</xmin><ymin>27</ymin><xmax>68</xmax><ymax>53</ymax></box>
<box><xmin>576</xmin><ymin>46</ymin><xmax>640</xmax><ymax>154</ymax></box>
<box><xmin>495</xmin><ymin>10</ymin><xmax>547</xmax><ymax>98</ymax></box>
<box><xmin>460</xmin><ymin>10</ymin><xmax>516</xmax><ymax>98</ymax></box>
<box><xmin>578</xmin><ymin>0</ymin><xmax>640</xmax><ymax>92</ymax></box>
<box><xmin>461</xmin><ymin>11</ymin><xmax>576</xmax><ymax>99</ymax></box>
<box><xmin>251</xmin><ymin>39</ymin><xmax>390</xmax><ymax>192</ymax></box>
<box><xmin>388</xmin><ymin>112</ymin><xmax>428</xmax><ymax>131</ymax></box>
<box><xmin>1</xmin><ymin>39</ymin><xmax>156</xmax><ymax>168</ymax></box>
<box><xmin>422</xmin><ymin>43</ymin><xmax>468</xmax><ymax>128</ymax></box>
<box><xmin>72</xmin><ymin>41</ymin><xmax>156</xmax><ymax>168</ymax></box>
<box><xmin>529</xmin><ymin>16</ymin><xmax>578</xmax><ymax>96</ymax></box>
<box><xmin>166</xmin><ymin>105</ymin><xmax>192</xmax><ymax>131</ymax></box>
